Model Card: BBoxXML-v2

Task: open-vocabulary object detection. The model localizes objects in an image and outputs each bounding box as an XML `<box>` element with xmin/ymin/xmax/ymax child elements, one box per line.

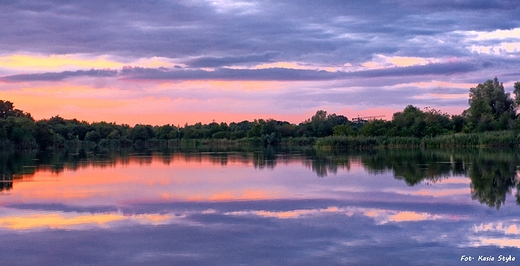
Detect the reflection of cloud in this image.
<box><xmin>227</xmin><ymin>206</ymin><xmax>342</xmax><ymax>219</ymax></box>
<box><xmin>0</xmin><ymin>212</ymin><xmax>125</xmax><ymax>230</ymax></box>
<box><xmin>362</xmin><ymin>208</ymin><xmax>455</xmax><ymax>224</ymax></box>
<box><xmin>225</xmin><ymin>205</ymin><xmax>459</xmax><ymax>224</ymax></box>
<box><xmin>181</xmin><ymin>189</ymin><xmax>274</xmax><ymax>202</ymax></box>
<box><xmin>469</xmin><ymin>222</ymin><xmax>520</xmax><ymax>248</ymax></box>
<box><xmin>471</xmin><ymin>238</ymin><xmax>520</xmax><ymax>248</ymax></box>
<box><xmin>389</xmin><ymin>211</ymin><xmax>430</xmax><ymax>222</ymax></box>
<box><xmin>413</xmin><ymin>188</ymin><xmax>470</xmax><ymax>197</ymax></box>
<box><xmin>473</xmin><ymin>222</ymin><xmax>520</xmax><ymax>235</ymax></box>
<box><xmin>208</xmin><ymin>190</ymin><xmax>270</xmax><ymax>201</ymax></box>
<box><xmin>0</xmin><ymin>210</ymin><xmax>175</xmax><ymax>230</ymax></box>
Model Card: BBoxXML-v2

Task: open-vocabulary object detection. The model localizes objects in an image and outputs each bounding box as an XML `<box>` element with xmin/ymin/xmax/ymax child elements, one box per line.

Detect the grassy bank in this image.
<box><xmin>314</xmin><ymin>130</ymin><xmax>520</xmax><ymax>150</ymax></box>
<box><xmin>3</xmin><ymin>131</ymin><xmax>519</xmax><ymax>153</ymax></box>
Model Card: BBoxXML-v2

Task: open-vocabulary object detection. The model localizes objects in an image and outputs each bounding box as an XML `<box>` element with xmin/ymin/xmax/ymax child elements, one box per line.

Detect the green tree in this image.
<box><xmin>131</xmin><ymin>124</ymin><xmax>155</xmax><ymax>141</ymax></box>
<box><xmin>4</xmin><ymin>117</ymin><xmax>37</xmax><ymax>148</ymax></box>
<box><xmin>465</xmin><ymin>77</ymin><xmax>515</xmax><ymax>132</ymax></box>
<box><xmin>391</xmin><ymin>105</ymin><xmax>426</xmax><ymax>137</ymax></box>
<box><xmin>469</xmin><ymin>158</ymin><xmax>517</xmax><ymax>209</ymax></box>
<box><xmin>358</xmin><ymin>119</ymin><xmax>391</xmax><ymax>136</ymax></box>
<box><xmin>423</xmin><ymin>107</ymin><xmax>451</xmax><ymax>137</ymax></box>
<box><xmin>154</xmin><ymin>124</ymin><xmax>176</xmax><ymax>140</ymax></box>
<box><xmin>0</xmin><ymin>100</ymin><xmax>32</xmax><ymax>120</ymax></box>
<box><xmin>297</xmin><ymin>110</ymin><xmax>349</xmax><ymax>137</ymax></box>
<box><xmin>85</xmin><ymin>131</ymin><xmax>102</xmax><ymax>143</ymax></box>
<box><xmin>513</xmin><ymin>81</ymin><xmax>520</xmax><ymax>107</ymax></box>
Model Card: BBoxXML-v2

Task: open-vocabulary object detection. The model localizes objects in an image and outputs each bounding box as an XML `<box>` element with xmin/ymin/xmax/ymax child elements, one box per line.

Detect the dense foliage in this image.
<box><xmin>1</xmin><ymin>77</ymin><xmax>520</xmax><ymax>151</ymax></box>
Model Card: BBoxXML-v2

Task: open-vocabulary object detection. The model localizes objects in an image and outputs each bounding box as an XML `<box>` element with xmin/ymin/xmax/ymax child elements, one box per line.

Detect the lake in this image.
<box><xmin>1</xmin><ymin>148</ymin><xmax>519</xmax><ymax>265</ymax></box>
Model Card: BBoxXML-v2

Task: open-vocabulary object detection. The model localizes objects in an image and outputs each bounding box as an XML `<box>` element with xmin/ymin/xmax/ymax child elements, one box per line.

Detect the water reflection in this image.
<box><xmin>469</xmin><ymin>157</ymin><xmax>517</xmax><ymax>209</ymax></box>
<box><xmin>1</xmin><ymin>148</ymin><xmax>520</xmax><ymax>265</ymax></box>
<box><xmin>360</xmin><ymin>149</ymin><xmax>520</xmax><ymax>209</ymax></box>
<box><xmin>1</xmin><ymin>148</ymin><xmax>520</xmax><ymax>209</ymax></box>
<box><xmin>0</xmin><ymin>152</ymin><xmax>38</xmax><ymax>192</ymax></box>
<box><xmin>360</xmin><ymin>149</ymin><xmax>464</xmax><ymax>185</ymax></box>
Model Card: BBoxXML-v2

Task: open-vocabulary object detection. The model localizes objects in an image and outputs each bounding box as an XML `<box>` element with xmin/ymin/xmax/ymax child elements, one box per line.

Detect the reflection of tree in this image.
<box><xmin>3</xmin><ymin>147</ymin><xmax>520</xmax><ymax>209</ymax></box>
<box><xmin>252</xmin><ymin>148</ymin><xmax>277</xmax><ymax>169</ymax></box>
<box><xmin>361</xmin><ymin>150</ymin><xmax>461</xmax><ymax>185</ymax></box>
<box><xmin>300</xmin><ymin>150</ymin><xmax>350</xmax><ymax>177</ymax></box>
<box><xmin>0</xmin><ymin>152</ymin><xmax>37</xmax><ymax>192</ymax></box>
<box><xmin>469</xmin><ymin>159</ymin><xmax>517</xmax><ymax>209</ymax></box>
<box><xmin>305</xmin><ymin>157</ymin><xmax>337</xmax><ymax>177</ymax></box>
<box><xmin>361</xmin><ymin>148</ymin><xmax>520</xmax><ymax>209</ymax></box>
<box><xmin>208</xmin><ymin>152</ymin><xmax>228</xmax><ymax>166</ymax></box>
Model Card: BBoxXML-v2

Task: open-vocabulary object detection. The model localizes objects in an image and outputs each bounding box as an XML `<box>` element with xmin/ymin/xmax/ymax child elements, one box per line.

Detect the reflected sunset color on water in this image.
<box><xmin>1</xmin><ymin>149</ymin><xmax>519</xmax><ymax>265</ymax></box>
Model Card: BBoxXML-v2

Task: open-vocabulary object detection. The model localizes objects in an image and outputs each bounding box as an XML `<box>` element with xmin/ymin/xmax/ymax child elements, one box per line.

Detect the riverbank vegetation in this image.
<box><xmin>2</xmin><ymin>77</ymin><xmax>520</xmax><ymax>151</ymax></box>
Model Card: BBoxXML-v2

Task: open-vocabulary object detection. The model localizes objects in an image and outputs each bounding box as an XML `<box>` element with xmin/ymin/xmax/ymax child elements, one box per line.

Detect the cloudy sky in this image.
<box><xmin>1</xmin><ymin>0</ymin><xmax>520</xmax><ymax>125</ymax></box>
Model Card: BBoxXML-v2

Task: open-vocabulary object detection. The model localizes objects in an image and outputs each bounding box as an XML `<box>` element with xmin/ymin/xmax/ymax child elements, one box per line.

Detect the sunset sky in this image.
<box><xmin>1</xmin><ymin>0</ymin><xmax>520</xmax><ymax>125</ymax></box>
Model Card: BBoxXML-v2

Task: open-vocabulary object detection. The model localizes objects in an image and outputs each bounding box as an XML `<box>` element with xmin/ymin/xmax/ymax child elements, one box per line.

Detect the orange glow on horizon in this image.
<box><xmin>2</xmin><ymin>84</ymin><xmax>313</xmax><ymax>125</ymax></box>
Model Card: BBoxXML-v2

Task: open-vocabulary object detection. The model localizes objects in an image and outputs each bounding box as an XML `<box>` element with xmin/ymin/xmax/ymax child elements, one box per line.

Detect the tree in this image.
<box><xmin>423</xmin><ymin>107</ymin><xmax>451</xmax><ymax>137</ymax></box>
<box><xmin>514</xmin><ymin>81</ymin><xmax>520</xmax><ymax>107</ymax></box>
<box><xmin>358</xmin><ymin>119</ymin><xmax>391</xmax><ymax>136</ymax></box>
<box><xmin>0</xmin><ymin>100</ymin><xmax>16</xmax><ymax>119</ymax></box>
<box><xmin>391</xmin><ymin>105</ymin><xmax>426</xmax><ymax>137</ymax></box>
<box><xmin>131</xmin><ymin>124</ymin><xmax>155</xmax><ymax>141</ymax></box>
<box><xmin>297</xmin><ymin>110</ymin><xmax>349</xmax><ymax>137</ymax></box>
<box><xmin>0</xmin><ymin>100</ymin><xmax>32</xmax><ymax>120</ymax></box>
<box><xmin>465</xmin><ymin>77</ymin><xmax>515</xmax><ymax>132</ymax></box>
<box><xmin>85</xmin><ymin>131</ymin><xmax>102</xmax><ymax>143</ymax></box>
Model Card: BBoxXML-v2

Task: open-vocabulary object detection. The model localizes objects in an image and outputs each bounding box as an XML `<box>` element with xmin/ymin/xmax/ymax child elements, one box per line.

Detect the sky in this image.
<box><xmin>1</xmin><ymin>0</ymin><xmax>520</xmax><ymax>125</ymax></box>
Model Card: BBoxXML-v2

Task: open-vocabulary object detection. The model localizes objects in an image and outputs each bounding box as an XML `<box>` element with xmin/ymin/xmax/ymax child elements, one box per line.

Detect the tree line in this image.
<box><xmin>1</xmin><ymin>77</ymin><xmax>520</xmax><ymax>150</ymax></box>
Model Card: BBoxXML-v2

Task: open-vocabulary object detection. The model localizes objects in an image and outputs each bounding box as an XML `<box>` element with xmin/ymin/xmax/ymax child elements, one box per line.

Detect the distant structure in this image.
<box><xmin>0</xmin><ymin>174</ymin><xmax>13</xmax><ymax>192</ymax></box>
<box><xmin>351</xmin><ymin>115</ymin><xmax>385</xmax><ymax>124</ymax></box>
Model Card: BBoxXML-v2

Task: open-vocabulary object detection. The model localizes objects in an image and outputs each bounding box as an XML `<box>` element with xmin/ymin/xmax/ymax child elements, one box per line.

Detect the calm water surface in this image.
<box><xmin>1</xmin><ymin>149</ymin><xmax>519</xmax><ymax>265</ymax></box>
